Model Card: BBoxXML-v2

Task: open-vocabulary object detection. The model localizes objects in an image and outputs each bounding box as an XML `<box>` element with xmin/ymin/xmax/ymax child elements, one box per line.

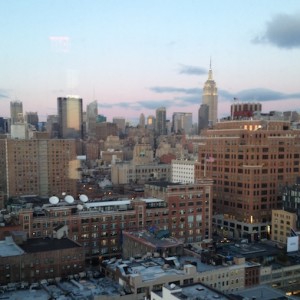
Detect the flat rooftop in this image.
<box><xmin>145</xmin><ymin>181</ymin><xmax>183</xmax><ymax>188</ymax></box>
<box><xmin>0</xmin><ymin>237</ymin><xmax>24</xmax><ymax>257</ymax></box>
<box><xmin>19</xmin><ymin>237</ymin><xmax>81</xmax><ymax>253</ymax></box>
<box><xmin>153</xmin><ymin>283</ymin><xmax>232</xmax><ymax>300</ymax></box>
<box><xmin>123</xmin><ymin>229</ymin><xmax>183</xmax><ymax>248</ymax></box>
<box><xmin>218</xmin><ymin>242</ymin><xmax>280</xmax><ymax>259</ymax></box>
<box><xmin>230</xmin><ymin>284</ymin><xmax>297</xmax><ymax>300</ymax></box>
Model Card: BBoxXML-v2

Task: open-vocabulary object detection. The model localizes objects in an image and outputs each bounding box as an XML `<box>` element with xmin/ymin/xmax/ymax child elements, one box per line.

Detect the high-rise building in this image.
<box><xmin>172</xmin><ymin>112</ymin><xmax>192</xmax><ymax>134</ymax></box>
<box><xmin>46</xmin><ymin>115</ymin><xmax>59</xmax><ymax>138</ymax></box>
<box><xmin>195</xmin><ymin>120</ymin><xmax>300</xmax><ymax>240</ymax></box>
<box><xmin>86</xmin><ymin>100</ymin><xmax>98</xmax><ymax>139</ymax></box>
<box><xmin>0</xmin><ymin>138</ymin><xmax>79</xmax><ymax>200</ymax></box>
<box><xmin>147</xmin><ymin>115</ymin><xmax>155</xmax><ymax>130</ymax></box>
<box><xmin>155</xmin><ymin>107</ymin><xmax>166</xmax><ymax>136</ymax></box>
<box><xmin>57</xmin><ymin>96</ymin><xmax>83</xmax><ymax>139</ymax></box>
<box><xmin>10</xmin><ymin>100</ymin><xmax>23</xmax><ymax>125</ymax></box>
<box><xmin>202</xmin><ymin>62</ymin><xmax>218</xmax><ymax>127</ymax></box>
<box><xmin>198</xmin><ymin>104</ymin><xmax>209</xmax><ymax>133</ymax></box>
<box><xmin>112</xmin><ymin>117</ymin><xmax>126</xmax><ymax>135</ymax></box>
<box><xmin>25</xmin><ymin>112</ymin><xmax>39</xmax><ymax>130</ymax></box>
<box><xmin>139</xmin><ymin>113</ymin><xmax>145</xmax><ymax>128</ymax></box>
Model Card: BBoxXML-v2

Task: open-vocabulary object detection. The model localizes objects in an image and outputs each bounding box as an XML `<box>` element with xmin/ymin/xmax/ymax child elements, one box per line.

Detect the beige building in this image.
<box><xmin>111</xmin><ymin>162</ymin><xmax>171</xmax><ymax>185</ymax></box>
<box><xmin>0</xmin><ymin>138</ymin><xmax>79</xmax><ymax>200</ymax></box>
<box><xmin>271</xmin><ymin>209</ymin><xmax>297</xmax><ymax>245</ymax></box>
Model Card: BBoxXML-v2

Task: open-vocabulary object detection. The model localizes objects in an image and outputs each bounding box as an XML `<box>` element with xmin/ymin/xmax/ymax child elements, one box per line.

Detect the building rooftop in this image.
<box><xmin>153</xmin><ymin>283</ymin><xmax>232</xmax><ymax>300</ymax></box>
<box><xmin>0</xmin><ymin>236</ymin><xmax>24</xmax><ymax>257</ymax></box>
<box><xmin>19</xmin><ymin>237</ymin><xmax>81</xmax><ymax>253</ymax></box>
<box><xmin>218</xmin><ymin>242</ymin><xmax>280</xmax><ymax>260</ymax></box>
<box><xmin>230</xmin><ymin>284</ymin><xmax>297</xmax><ymax>300</ymax></box>
<box><xmin>123</xmin><ymin>229</ymin><xmax>183</xmax><ymax>249</ymax></box>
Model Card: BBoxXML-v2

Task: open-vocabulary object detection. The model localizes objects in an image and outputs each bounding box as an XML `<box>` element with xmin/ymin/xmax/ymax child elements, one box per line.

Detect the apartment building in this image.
<box><xmin>0</xmin><ymin>236</ymin><xmax>84</xmax><ymax>285</ymax></box>
<box><xmin>0</xmin><ymin>138</ymin><xmax>79</xmax><ymax>203</ymax></box>
<box><xmin>18</xmin><ymin>198</ymin><xmax>169</xmax><ymax>259</ymax></box>
<box><xmin>271</xmin><ymin>209</ymin><xmax>297</xmax><ymax>245</ymax></box>
<box><xmin>195</xmin><ymin>120</ymin><xmax>300</xmax><ymax>240</ymax></box>
<box><xmin>111</xmin><ymin>162</ymin><xmax>171</xmax><ymax>185</ymax></box>
<box><xmin>144</xmin><ymin>180</ymin><xmax>214</xmax><ymax>242</ymax></box>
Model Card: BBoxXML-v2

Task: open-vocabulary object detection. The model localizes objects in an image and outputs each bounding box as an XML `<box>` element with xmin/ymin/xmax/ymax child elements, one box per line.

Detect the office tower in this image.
<box><xmin>195</xmin><ymin>120</ymin><xmax>300</xmax><ymax>240</ymax></box>
<box><xmin>198</xmin><ymin>104</ymin><xmax>209</xmax><ymax>133</ymax></box>
<box><xmin>0</xmin><ymin>118</ymin><xmax>6</xmax><ymax>134</ymax></box>
<box><xmin>139</xmin><ymin>113</ymin><xmax>145</xmax><ymax>128</ymax></box>
<box><xmin>86</xmin><ymin>100</ymin><xmax>98</xmax><ymax>139</ymax></box>
<box><xmin>155</xmin><ymin>107</ymin><xmax>167</xmax><ymax>136</ymax></box>
<box><xmin>25</xmin><ymin>112</ymin><xmax>39</xmax><ymax>130</ymax></box>
<box><xmin>46</xmin><ymin>115</ymin><xmax>59</xmax><ymax>138</ymax></box>
<box><xmin>202</xmin><ymin>62</ymin><xmax>218</xmax><ymax>126</ymax></box>
<box><xmin>0</xmin><ymin>138</ymin><xmax>79</xmax><ymax>199</ymax></box>
<box><xmin>10</xmin><ymin>100</ymin><xmax>23</xmax><ymax>124</ymax></box>
<box><xmin>172</xmin><ymin>112</ymin><xmax>193</xmax><ymax>134</ymax></box>
<box><xmin>112</xmin><ymin>117</ymin><xmax>126</xmax><ymax>135</ymax></box>
<box><xmin>57</xmin><ymin>96</ymin><xmax>83</xmax><ymax>139</ymax></box>
<box><xmin>147</xmin><ymin>115</ymin><xmax>155</xmax><ymax>130</ymax></box>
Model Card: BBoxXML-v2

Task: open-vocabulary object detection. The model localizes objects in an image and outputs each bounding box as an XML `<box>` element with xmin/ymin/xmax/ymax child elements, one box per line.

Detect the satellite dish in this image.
<box><xmin>49</xmin><ymin>196</ymin><xmax>59</xmax><ymax>205</ymax></box>
<box><xmin>79</xmin><ymin>194</ymin><xmax>88</xmax><ymax>202</ymax></box>
<box><xmin>77</xmin><ymin>204</ymin><xmax>83</xmax><ymax>210</ymax></box>
<box><xmin>64</xmin><ymin>195</ymin><xmax>74</xmax><ymax>204</ymax></box>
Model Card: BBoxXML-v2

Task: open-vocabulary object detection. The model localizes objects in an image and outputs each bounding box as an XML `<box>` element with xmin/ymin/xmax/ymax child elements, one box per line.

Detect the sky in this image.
<box><xmin>0</xmin><ymin>0</ymin><xmax>300</xmax><ymax>123</ymax></box>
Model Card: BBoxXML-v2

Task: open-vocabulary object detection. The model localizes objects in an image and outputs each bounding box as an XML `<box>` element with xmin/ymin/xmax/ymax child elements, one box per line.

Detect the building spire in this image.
<box><xmin>208</xmin><ymin>57</ymin><xmax>213</xmax><ymax>80</ymax></box>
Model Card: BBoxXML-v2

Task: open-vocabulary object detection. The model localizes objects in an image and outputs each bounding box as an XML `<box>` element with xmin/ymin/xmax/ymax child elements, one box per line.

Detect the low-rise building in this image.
<box><xmin>0</xmin><ymin>235</ymin><xmax>84</xmax><ymax>285</ymax></box>
<box><xmin>122</xmin><ymin>229</ymin><xmax>184</xmax><ymax>259</ymax></box>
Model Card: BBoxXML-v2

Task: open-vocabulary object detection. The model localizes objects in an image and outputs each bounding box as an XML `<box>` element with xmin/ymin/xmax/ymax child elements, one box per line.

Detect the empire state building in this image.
<box><xmin>202</xmin><ymin>62</ymin><xmax>218</xmax><ymax>127</ymax></box>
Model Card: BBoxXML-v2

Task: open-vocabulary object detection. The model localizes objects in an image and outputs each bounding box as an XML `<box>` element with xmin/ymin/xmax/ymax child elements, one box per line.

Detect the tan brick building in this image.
<box><xmin>0</xmin><ymin>138</ymin><xmax>79</xmax><ymax>202</ymax></box>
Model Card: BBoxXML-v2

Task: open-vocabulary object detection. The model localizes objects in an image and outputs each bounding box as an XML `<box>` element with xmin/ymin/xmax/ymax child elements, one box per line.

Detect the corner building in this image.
<box><xmin>195</xmin><ymin>120</ymin><xmax>300</xmax><ymax>240</ymax></box>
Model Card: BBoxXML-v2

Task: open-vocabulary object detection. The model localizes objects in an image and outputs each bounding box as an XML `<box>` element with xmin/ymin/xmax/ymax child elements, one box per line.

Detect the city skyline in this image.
<box><xmin>0</xmin><ymin>0</ymin><xmax>300</xmax><ymax>122</ymax></box>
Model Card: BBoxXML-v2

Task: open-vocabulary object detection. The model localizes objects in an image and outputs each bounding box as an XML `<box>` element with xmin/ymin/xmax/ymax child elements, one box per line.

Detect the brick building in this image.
<box><xmin>0</xmin><ymin>138</ymin><xmax>79</xmax><ymax>203</ymax></box>
<box><xmin>195</xmin><ymin>120</ymin><xmax>300</xmax><ymax>240</ymax></box>
<box><xmin>144</xmin><ymin>180</ymin><xmax>214</xmax><ymax>242</ymax></box>
<box><xmin>0</xmin><ymin>236</ymin><xmax>84</xmax><ymax>285</ymax></box>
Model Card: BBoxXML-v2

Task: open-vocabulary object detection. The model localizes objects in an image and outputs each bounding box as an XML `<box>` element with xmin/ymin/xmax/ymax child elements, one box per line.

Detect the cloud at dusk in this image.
<box><xmin>98</xmin><ymin>86</ymin><xmax>300</xmax><ymax>112</ymax></box>
<box><xmin>253</xmin><ymin>12</ymin><xmax>300</xmax><ymax>49</ymax></box>
<box><xmin>178</xmin><ymin>64</ymin><xmax>207</xmax><ymax>76</ymax></box>
<box><xmin>0</xmin><ymin>89</ymin><xmax>10</xmax><ymax>100</ymax></box>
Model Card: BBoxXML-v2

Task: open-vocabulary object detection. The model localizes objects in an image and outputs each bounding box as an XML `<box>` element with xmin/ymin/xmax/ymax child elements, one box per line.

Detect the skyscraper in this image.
<box><xmin>139</xmin><ymin>113</ymin><xmax>145</xmax><ymax>128</ymax></box>
<box><xmin>155</xmin><ymin>107</ymin><xmax>167</xmax><ymax>136</ymax></box>
<box><xmin>10</xmin><ymin>100</ymin><xmax>23</xmax><ymax>124</ymax></box>
<box><xmin>57</xmin><ymin>96</ymin><xmax>83</xmax><ymax>139</ymax></box>
<box><xmin>198</xmin><ymin>104</ymin><xmax>209</xmax><ymax>133</ymax></box>
<box><xmin>172</xmin><ymin>112</ymin><xmax>192</xmax><ymax>134</ymax></box>
<box><xmin>202</xmin><ymin>61</ymin><xmax>218</xmax><ymax>127</ymax></box>
<box><xmin>86</xmin><ymin>100</ymin><xmax>98</xmax><ymax>139</ymax></box>
<box><xmin>25</xmin><ymin>112</ymin><xmax>39</xmax><ymax>130</ymax></box>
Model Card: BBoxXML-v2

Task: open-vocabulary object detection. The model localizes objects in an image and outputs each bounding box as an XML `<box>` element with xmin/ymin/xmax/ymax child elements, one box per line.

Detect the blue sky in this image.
<box><xmin>0</xmin><ymin>0</ymin><xmax>300</xmax><ymax>122</ymax></box>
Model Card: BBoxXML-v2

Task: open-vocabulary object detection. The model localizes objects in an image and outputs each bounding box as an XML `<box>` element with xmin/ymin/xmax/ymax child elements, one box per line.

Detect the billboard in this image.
<box><xmin>287</xmin><ymin>236</ymin><xmax>299</xmax><ymax>252</ymax></box>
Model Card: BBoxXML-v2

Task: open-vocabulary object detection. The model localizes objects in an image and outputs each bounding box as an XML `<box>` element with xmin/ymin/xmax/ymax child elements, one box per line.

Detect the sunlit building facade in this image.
<box><xmin>58</xmin><ymin>96</ymin><xmax>83</xmax><ymax>139</ymax></box>
<box><xmin>195</xmin><ymin>120</ymin><xmax>300</xmax><ymax>240</ymax></box>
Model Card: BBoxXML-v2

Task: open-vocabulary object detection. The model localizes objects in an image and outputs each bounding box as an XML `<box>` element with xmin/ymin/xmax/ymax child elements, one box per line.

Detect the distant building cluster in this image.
<box><xmin>1</xmin><ymin>65</ymin><xmax>300</xmax><ymax>299</ymax></box>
